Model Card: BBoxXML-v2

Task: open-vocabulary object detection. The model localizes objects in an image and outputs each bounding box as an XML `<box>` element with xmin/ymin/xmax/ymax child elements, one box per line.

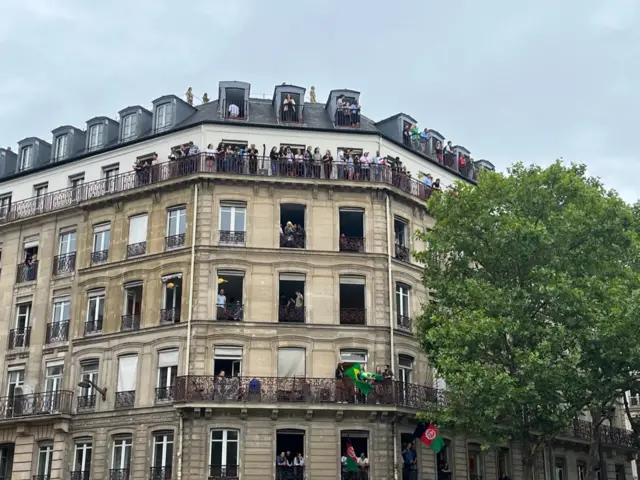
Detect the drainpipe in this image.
<box><xmin>177</xmin><ymin>183</ymin><xmax>199</xmax><ymax>480</ymax></box>
<box><xmin>387</xmin><ymin>193</ymin><xmax>399</xmax><ymax>480</ymax></box>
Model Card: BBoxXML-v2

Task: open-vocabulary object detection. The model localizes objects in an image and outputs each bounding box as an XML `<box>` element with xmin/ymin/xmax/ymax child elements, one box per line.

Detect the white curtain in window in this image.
<box><xmin>128</xmin><ymin>215</ymin><xmax>148</xmax><ymax>244</ymax></box>
<box><xmin>117</xmin><ymin>356</ymin><xmax>138</xmax><ymax>392</ymax></box>
<box><xmin>277</xmin><ymin>348</ymin><xmax>305</xmax><ymax>377</ymax></box>
<box><xmin>158</xmin><ymin>349</ymin><xmax>179</xmax><ymax>368</ymax></box>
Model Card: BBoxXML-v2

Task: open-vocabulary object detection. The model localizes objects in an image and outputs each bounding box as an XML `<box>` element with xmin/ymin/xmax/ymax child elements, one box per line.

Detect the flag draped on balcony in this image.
<box><xmin>413</xmin><ymin>422</ymin><xmax>445</xmax><ymax>453</ymax></box>
<box><xmin>345</xmin><ymin>442</ymin><xmax>359</xmax><ymax>472</ymax></box>
<box><xmin>344</xmin><ymin>363</ymin><xmax>374</xmax><ymax>396</ymax></box>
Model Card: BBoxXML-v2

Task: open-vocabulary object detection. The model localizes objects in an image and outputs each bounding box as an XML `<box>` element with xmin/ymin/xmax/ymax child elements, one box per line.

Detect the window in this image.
<box><xmin>162</xmin><ymin>274</ymin><xmax>183</xmax><ymax>323</ymax></box>
<box><xmin>0</xmin><ymin>444</ymin><xmax>14</xmax><ymax>480</ymax></box>
<box><xmin>54</xmin><ymin>134</ymin><xmax>68</xmax><ymax>160</ymax></box>
<box><xmin>52</xmin><ymin>297</ymin><xmax>70</xmax><ymax>324</ymax></box>
<box><xmin>73</xmin><ymin>441</ymin><xmax>92</xmax><ymax>474</ymax></box>
<box><xmin>339</xmin><ymin>276</ymin><xmax>366</xmax><ymax>325</ymax></box>
<box><xmin>15</xmin><ymin>303</ymin><xmax>31</xmax><ymax>330</ymax></box>
<box><xmin>127</xmin><ymin>214</ymin><xmax>148</xmax><ymax>257</ymax></box>
<box><xmin>210</xmin><ymin>430</ymin><xmax>239</xmax><ymax>477</ymax></box>
<box><xmin>78</xmin><ymin>360</ymin><xmax>99</xmax><ymax>409</ymax></box>
<box><xmin>277</xmin><ymin>348</ymin><xmax>305</xmax><ymax>377</ymax></box>
<box><xmin>58</xmin><ymin>231</ymin><xmax>77</xmax><ymax>255</ymax></box>
<box><xmin>339</xmin><ymin>207</ymin><xmax>365</xmax><ymax>252</ymax></box>
<box><xmin>167</xmin><ymin>207</ymin><xmax>187</xmax><ymax>236</ymax></box>
<box><xmin>157</xmin><ymin>349</ymin><xmax>178</xmax><ymax>402</ymax></box>
<box><xmin>213</xmin><ymin>346</ymin><xmax>242</xmax><ymax>377</ymax></box>
<box><xmin>468</xmin><ymin>444</ymin><xmax>484</xmax><ymax>480</ymax></box>
<box><xmin>0</xmin><ymin>194</ymin><xmax>11</xmax><ymax>215</ymax></box>
<box><xmin>122</xmin><ymin>282</ymin><xmax>143</xmax><ymax>330</ymax></box>
<box><xmin>102</xmin><ymin>164</ymin><xmax>119</xmax><ymax>179</ymax></box>
<box><xmin>92</xmin><ymin>223</ymin><xmax>110</xmax><ymax>264</ymax></box>
<box><xmin>11</xmin><ymin>303</ymin><xmax>31</xmax><ymax>348</ymax></box>
<box><xmin>122</xmin><ymin>114</ymin><xmax>138</xmax><ymax>140</ymax></box>
<box><xmin>152</xmin><ymin>432</ymin><xmax>174</xmax><ymax>473</ymax></box>
<box><xmin>6</xmin><ymin>367</ymin><xmax>24</xmax><ymax>397</ymax></box>
<box><xmin>396</xmin><ymin>283</ymin><xmax>411</xmax><ymax>331</ymax></box>
<box><xmin>69</xmin><ymin>175</ymin><xmax>84</xmax><ymax>200</ymax></box>
<box><xmin>219</xmin><ymin>202</ymin><xmax>246</xmax><ymax>244</ymax></box>
<box><xmin>36</xmin><ymin>444</ymin><xmax>53</xmax><ymax>478</ymax></box>
<box><xmin>111</xmin><ymin>436</ymin><xmax>132</xmax><ymax>472</ymax></box>
<box><xmin>34</xmin><ymin>183</ymin><xmax>48</xmax><ymax>198</ymax></box>
<box><xmin>88</xmin><ymin>124</ymin><xmax>104</xmax><ymax>150</ymax></box>
<box><xmin>615</xmin><ymin>465</ymin><xmax>626</xmax><ymax>480</ymax></box>
<box><xmin>19</xmin><ymin>146</ymin><xmax>33</xmax><ymax>170</ymax></box>
<box><xmin>577</xmin><ymin>461</ymin><xmax>586</xmax><ymax>480</ymax></box>
<box><xmin>86</xmin><ymin>291</ymin><xmax>105</xmax><ymax>334</ymax></box>
<box><xmin>116</xmin><ymin>355</ymin><xmax>138</xmax><ymax>407</ymax></box>
<box><xmin>155</xmin><ymin>103</ymin><xmax>173</xmax><ymax>131</ymax></box>
<box><xmin>44</xmin><ymin>362</ymin><xmax>63</xmax><ymax>410</ymax></box>
<box><xmin>340</xmin><ymin>350</ymin><xmax>368</xmax><ymax>370</ymax></box>
<box><xmin>398</xmin><ymin>355</ymin><xmax>413</xmax><ymax>384</ymax></box>
<box><xmin>555</xmin><ymin>458</ymin><xmax>565</xmax><ymax>480</ymax></box>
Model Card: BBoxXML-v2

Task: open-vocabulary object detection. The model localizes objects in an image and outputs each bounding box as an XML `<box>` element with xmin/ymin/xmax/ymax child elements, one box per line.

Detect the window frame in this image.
<box><xmin>58</xmin><ymin>231</ymin><xmax>77</xmax><ymax>255</ymax></box>
<box><xmin>339</xmin><ymin>349</ymin><xmax>368</xmax><ymax>369</ymax></box>
<box><xmin>54</xmin><ymin>134</ymin><xmax>69</xmax><ymax>160</ymax></box>
<box><xmin>219</xmin><ymin>202</ymin><xmax>246</xmax><ymax>233</ymax></box>
<box><xmin>111</xmin><ymin>436</ymin><xmax>133</xmax><ymax>470</ymax></box>
<box><xmin>152</xmin><ymin>432</ymin><xmax>174</xmax><ymax>468</ymax></box>
<box><xmin>157</xmin><ymin>349</ymin><xmax>179</xmax><ymax>390</ymax></box>
<box><xmin>395</xmin><ymin>283</ymin><xmax>411</xmax><ymax>318</ymax></box>
<box><xmin>88</xmin><ymin>124</ymin><xmax>105</xmax><ymax>150</ymax></box>
<box><xmin>37</xmin><ymin>443</ymin><xmax>54</xmax><ymax>477</ymax></box>
<box><xmin>155</xmin><ymin>103</ymin><xmax>173</xmax><ymax>131</ymax></box>
<box><xmin>92</xmin><ymin>223</ymin><xmax>111</xmax><ymax>252</ymax></box>
<box><xmin>122</xmin><ymin>114</ymin><xmax>138</xmax><ymax>141</ymax></box>
<box><xmin>52</xmin><ymin>297</ymin><xmax>70</xmax><ymax>323</ymax></box>
<box><xmin>79</xmin><ymin>359</ymin><xmax>99</xmax><ymax>398</ymax></box>
<box><xmin>167</xmin><ymin>207</ymin><xmax>187</xmax><ymax>237</ymax></box>
<box><xmin>19</xmin><ymin>146</ymin><xmax>33</xmax><ymax>170</ymax></box>
<box><xmin>86</xmin><ymin>292</ymin><xmax>105</xmax><ymax>323</ymax></box>
<box><xmin>73</xmin><ymin>440</ymin><xmax>93</xmax><ymax>473</ymax></box>
<box><xmin>15</xmin><ymin>302</ymin><xmax>31</xmax><ymax>329</ymax></box>
<box><xmin>209</xmin><ymin>429</ymin><xmax>240</xmax><ymax>470</ymax></box>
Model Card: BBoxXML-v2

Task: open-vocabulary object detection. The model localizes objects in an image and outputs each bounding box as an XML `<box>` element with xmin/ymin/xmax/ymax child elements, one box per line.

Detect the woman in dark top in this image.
<box><xmin>322</xmin><ymin>150</ymin><xmax>333</xmax><ymax>179</ymax></box>
<box><xmin>335</xmin><ymin>363</ymin><xmax>346</xmax><ymax>403</ymax></box>
<box><xmin>269</xmin><ymin>146</ymin><xmax>279</xmax><ymax>176</ymax></box>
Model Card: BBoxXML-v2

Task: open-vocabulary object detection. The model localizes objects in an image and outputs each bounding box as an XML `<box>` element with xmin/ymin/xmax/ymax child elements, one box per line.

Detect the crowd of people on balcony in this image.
<box><xmin>335</xmin><ymin>363</ymin><xmax>394</xmax><ymax>404</ymax></box>
<box><xmin>276</xmin><ymin>451</ymin><xmax>305</xmax><ymax>479</ymax></box>
<box><xmin>336</xmin><ymin>94</ymin><xmax>361</xmax><ymax>127</ymax></box>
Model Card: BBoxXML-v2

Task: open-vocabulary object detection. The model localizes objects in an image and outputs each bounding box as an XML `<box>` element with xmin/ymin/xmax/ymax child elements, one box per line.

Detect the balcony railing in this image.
<box><xmin>165</xmin><ymin>234</ymin><xmax>185</xmax><ymax>250</ymax></box>
<box><xmin>70</xmin><ymin>470</ymin><xmax>90</xmax><ymax>480</ymax></box>
<box><xmin>45</xmin><ymin>321</ymin><xmax>69</xmax><ymax>343</ymax></box>
<box><xmin>394</xmin><ymin>244</ymin><xmax>410</xmax><ymax>262</ymax></box>
<box><xmin>339</xmin><ymin>236</ymin><xmax>365</xmax><ymax>253</ymax></box>
<box><xmin>219</xmin><ymin>230</ymin><xmax>245</xmax><ymax>245</ymax></box>
<box><xmin>222</xmin><ymin>99</ymin><xmax>248</xmax><ymax>120</ymax></box>
<box><xmin>53</xmin><ymin>252</ymin><xmax>76</xmax><ymax>275</ymax></box>
<box><xmin>209</xmin><ymin>465</ymin><xmax>239</xmax><ymax>480</ymax></box>
<box><xmin>175</xmin><ymin>376</ymin><xmax>441</xmax><ymax>409</ymax></box>
<box><xmin>150</xmin><ymin>466</ymin><xmax>172</xmax><ymax>480</ymax></box>
<box><xmin>121</xmin><ymin>314</ymin><xmax>141</xmax><ymax>331</ymax></box>
<box><xmin>77</xmin><ymin>394</ymin><xmax>96</xmax><ymax>410</ymax></box>
<box><xmin>339</xmin><ymin>308</ymin><xmax>366</xmax><ymax>325</ymax></box>
<box><xmin>397</xmin><ymin>315</ymin><xmax>412</xmax><ymax>332</ymax></box>
<box><xmin>0</xmin><ymin>391</ymin><xmax>74</xmax><ymax>418</ymax></box>
<box><xmin>16</xmin><ymin>261</ymin><xmax>38</xmax><ymax>283</ymax></box>
<box><xmin>160</xmin><ymin>307</ymin><xmax>181</xmax><ymax>324</ymax></box>
<box><xmin>0</xmin><ymin>155</ymin><xmax>435</xmax><ymax>227</ymax></box>
<box><xmin>109</xmin><ymin>469</ymin><xmax>130</xmax><ymax>480</ymax></box>
<box><xmin>33</xmin><ymin>475</ymin><xmax>51</xmax><ymax>480</ymax></box>
<box><xmin>278</xmin><ymin>306</ymin><xmax>305</xmax><ymax>323</ymax></box>
<box><xmin>91</xmin><ymin>250</ymin><xmax>108</xmax><ymax>265</ymax></box>
<box><xmin>115</xmin><ymin>391</ymin><xmax>135</xmax><ymax>409</ymax></box>
<box><xmin>8</xmin><ymin>327</ymin><xmax>31</xmax><ymax>349</ymax></box>
<box><xmin>280</xmin><ymin>232</ymin><xmax>305</xmax><ymax>249</ymax></box>
<box><xmin>156</xmin><ymin>386</ymin><xmax>175</xmax><ymax>403</ymax></box>
<box><xmin>567</xmin><ymin>418</ymin><xmax>636</xmax><ymax>448</ymax></box>
<box><xmin>335</xmin><ymin>107</ymin><xmax>361</xmax><ymax>128</ymax></box>
<box><xmin>216</xmin><ymin>304</ymin><xmax>244</xmax><ymax>321</ymax></box>
<box><xmin>84</xmin><ymin>319</ymin><xmax>103</xmax><ymax>335</ymax></box>
<box><xmin>276</xmin><ymin>466</ymin><xmax>305</xmax><ymax>480</ymax></box>
<box><xmin>126</xmin><ymin>242</ymin><xmax>146</xmax><ymax>258</ymax></box>
<box><xmin>341</xmin><ymin>472</ymin><xmax>368</xmax><ymax>480</ymax></box>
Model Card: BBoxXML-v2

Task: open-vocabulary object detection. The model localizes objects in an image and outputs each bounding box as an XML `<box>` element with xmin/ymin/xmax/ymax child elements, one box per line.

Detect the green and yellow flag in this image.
<box><xmin>344</xmin><ymin>363</ymin><xmax>374</xmax><ymax>396</ymax></box>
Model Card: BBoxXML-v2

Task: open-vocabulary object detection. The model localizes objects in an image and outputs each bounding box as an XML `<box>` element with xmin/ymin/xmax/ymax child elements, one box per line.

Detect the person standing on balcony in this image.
<box><xmin>228</xmin><ymin>102</ymin><xmax>240</xmax><ymax>118</ymax></box>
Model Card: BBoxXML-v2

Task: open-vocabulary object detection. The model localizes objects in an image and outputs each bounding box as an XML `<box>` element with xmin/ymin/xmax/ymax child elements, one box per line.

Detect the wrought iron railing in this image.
<box><xmin>0</xmin><ymin>391</ymin><xmax>73</xmax><ymax>418</ymax></box>
<box><xmin>394</xmin><ymin>244</ymin><xmax>411</xmax><ymax>262</ymax></box>
<box><xmin>53</xmin><ymin>252</ymin><xmax>76</xmax><ymax>275</ymax></box>
<box><xmin>397</xmin><ymin>315</ymin><xmax>412</xmax><ymax>332</ymax></box>
<box><xmin>91</xmin><ymin>250</ymin><xmax>108</xmax><ymax>265</ymax></box>
<box><xmin>278</xmin><ymin>306</ymin><xmax>305</xmax><ymax>323</ymax></box>
<box><xmin>208</xmin><ymin>465</ymin><xmax>239</xmax><ymax>480</ymax></box>
<box><xmin>108</xmin><ymin>469</ymin><xmax>130</xmax><ymax>480</ymax></box>
<box><xmin>126</xmin><ymin>242</ymin><xmax>146</xmax><ymax>258</ymax></box>
<box><xmin>33</xmin><ymin>475</ymin><xmax>51</xmax><ymax>480</ymax></box>
<box><xmin>16</xmin><ymin>261</ymin><xmax>38</xmax><ymax>283</ymax></box>
<box><xmin>45</xmin><ymin>321</ymin><xmax>69</xmax><ymax>343</ymax></box>
<box><xmin>115</xmin><ymin>391</ymin><xmax>135</xmax><ymax>409</ymax></box>
<box><xmin>340</xmin><ymin>308</ymin><xmax>366</xmax><ymax>325</ymax></box>
<box><xmin>160</xmin><ymin>307</ymin><xmax>181</xmax><ymax>324</ymax></box>
<box><xmin>77</xmin><ymin>394</ymin><xmax>96</xmax><ymax>410</ymax></box>
<box><xmin>276</xmin><ymin>466</ymin><xmax>305</xmax><ymax>480</ymax></box>
<box><xmin>280</xmin><ymin>232</ymin><xmax>305</xmax><ymax>249</ymax></box>
<box><xmin>84</xmin><ymin>319</ymin><xmax>103</xmax><ymax>335</ymax></box>
<box><xmin>70</xmin><ymin>470</ymin><xmax>90</xmax><ymax>480</ymax></box>
<box><xmin>174</xmin><ymin>376</ymin><xmax>442</xmax><ymax>409</ymax></box>
<box><xmin>219</xmin><ymin>230</ymin><xmax>246</xmax><ymax>245</ymax></box>
<box><xmin>150</xmin><ymin>466</ymin><xmax>172</xmax><ymax>480</ymax></box>
<box><xmin>165</xmin><ymin>234</ymin><xmax>185</xmax><ymax>250</ymax></box>
<box><xmin>566</xmin><ymin>418</ymin><xmax>636</xmax><ymax>448</ymax></box>
<box><xmin>0</xmin><ymin>155</ymin><xmax>435</xmax><ymax>227</ymax></box>
<box><xmin>216</xmin><ymin>304</ymin><xmax>244</xmax><ymax>321</ymax></box>
<box><xmin>155</xmin><ymin>386</ymin><xmax>175</xmax><ymax>403</ymax></box>
<box><xmin>8</xmin><ymin>327</ymin><xmax>31</xmax><ymax>349</ymax></box>
<box><xmin>121</xmin><ymin>314</ymin><xmax>141</xmax><ymax>331</ymax></box>
<box><xmin>339</xmin><ymin>236</ymin><xmax>365</xmax><ymax>253</ymax></box>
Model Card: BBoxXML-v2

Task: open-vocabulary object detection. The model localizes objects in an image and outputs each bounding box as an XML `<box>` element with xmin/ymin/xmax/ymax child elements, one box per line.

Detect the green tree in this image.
<box><xmin>414</xmin><ymin>162</ymin><xmax>640</xmax><ymax>480</ymax></box>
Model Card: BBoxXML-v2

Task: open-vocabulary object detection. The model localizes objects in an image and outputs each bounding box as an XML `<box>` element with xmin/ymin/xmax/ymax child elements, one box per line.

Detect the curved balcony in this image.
<box><xmin>0</xmin><ymin>155</ymin><xmax>433</xmax><ymax>226</ymax></box>
<box><xmin>174</xmin><ymin>376</ymin><xmax>442</xmax><ymax>410</ymax></box>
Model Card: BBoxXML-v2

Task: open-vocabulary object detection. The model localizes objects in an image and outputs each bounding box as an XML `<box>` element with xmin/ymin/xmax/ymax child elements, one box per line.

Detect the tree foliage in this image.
<box><xmin>414</xmin><ymin>162</ymin><xmax>640</xmax><ymax>479</ymax></box>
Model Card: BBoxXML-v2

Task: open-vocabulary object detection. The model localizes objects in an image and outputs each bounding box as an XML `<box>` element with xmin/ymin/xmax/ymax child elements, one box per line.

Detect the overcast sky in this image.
<box><xmin>0</xmin><ymin>0</ymin><xmax>637</xmax><ymax>202</ymax></box>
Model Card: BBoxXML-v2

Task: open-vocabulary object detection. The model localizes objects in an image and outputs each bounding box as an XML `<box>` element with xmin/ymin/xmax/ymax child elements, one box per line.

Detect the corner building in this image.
<box><xmin>0</xmin><ymin>81</ymin><xmax>634</xmax><ymax>480</ymax></box>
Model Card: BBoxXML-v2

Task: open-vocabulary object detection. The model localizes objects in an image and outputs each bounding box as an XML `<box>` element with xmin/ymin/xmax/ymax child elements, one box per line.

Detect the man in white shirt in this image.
<box><xmin>228</xmin><ymin>103</ymin><xmax>240</xmax><ymax>118</ymax></box>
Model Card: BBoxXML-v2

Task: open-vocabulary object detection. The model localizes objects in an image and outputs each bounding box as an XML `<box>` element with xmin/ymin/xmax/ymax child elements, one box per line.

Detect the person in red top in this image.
<box><xmin>458</xmin><ymin>154</ymin><xmax>466</xmax><ymax>170</ymax></box>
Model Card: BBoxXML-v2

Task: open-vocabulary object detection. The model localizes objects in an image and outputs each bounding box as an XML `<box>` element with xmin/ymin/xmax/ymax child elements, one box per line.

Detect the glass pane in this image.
<box><xmin>165</xmin><ymin>442</ymin><xmax>174</xmax><ymax>467</ymax></box>
<box><xmin>154</xmin><ymin>441</ymin><xmax>164</xmax><ymax>467</ymax></box>
<box><xmin>178</xmin><ymin>210</ymin><xmax>186</xmax><ymax>234</ymax></box>
<box><xmin>97</xmin><ymin>298</ymin><xmax>104</xmax><ymax>321</ymax></box>
<box><xmin>226</xmin><ymin>440</ymin><xmax>238</xmax><ymax>466</ymax></box>
<box><xmin>234</xmin><ymin>210</ymin><xmax>245</xmax><ymax>231</ymax></box>
<box><xmin>123</xmin><ymin>444</ymin><xmax>131</xmax><ymax>469</ymax></box>
<box><xmin>85</xmin><ymin>448</ymin><xmax>92</xmax><ymax>472</ymax></box>
<box><xmin>212</xmin><ymin>430</ymin><xmax>223</xmax><ymax>441</ymax></box>
<box><xmin>211</xmin><ymin>441</ymin><xmax>222</xmax><ymax>465</ymax></box>
<box><xmin>227</xmin><ymin>430</ymin><xmax>238</xmax><ymax>441</ymax></box>
<box><xmin>220</xmin><ymin>209</ymin><xmax>231</xmax><ymax>231</ymax></box>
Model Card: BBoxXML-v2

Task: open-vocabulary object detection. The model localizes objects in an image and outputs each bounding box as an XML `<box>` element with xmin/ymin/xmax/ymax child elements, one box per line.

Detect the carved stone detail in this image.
<box><xmin>305</xmin><ymin>410</ymin><xmax>313</xmax><ymax>421</ymax></box>
<box><xmin>336</xmin><ymin>410</ymin><xmax>344</xmax><ymax>422</ymax></box>
<box><xmin>271</xmin><ymin>409</ymin><xmax>279</xmax><ymax>421</ymax></box>
<box><xmin>240</xmin><ymin>409</ymin><xmax>248</xmax><ymax>421</ymax></box>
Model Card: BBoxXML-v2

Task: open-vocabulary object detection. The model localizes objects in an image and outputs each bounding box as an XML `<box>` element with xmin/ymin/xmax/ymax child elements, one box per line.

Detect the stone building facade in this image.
<box><xmin>0</xmin><ymin>83</ymin><xmax>635</xmax><ymax>480</ymax></box>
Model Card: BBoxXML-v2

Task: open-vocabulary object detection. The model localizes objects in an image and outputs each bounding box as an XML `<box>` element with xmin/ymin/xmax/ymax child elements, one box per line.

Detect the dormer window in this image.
<box><xmin>19</xmin><ymin>146</ymin><xmax>33</xmax><ymax>171</ymax></box>
<box><xmin>155</xmin><ymin>104</ymin><xmax>173</xmax><ymax>132</ymax></box>
<box><xmin>280</xmin><ymin>93</ymin><xmax>301</xmax><ymax>123</ymax></box>
<box><xmin>224</xmin><ymin>88</ymin><xmax>247</xmax><ymax>119</ymax></box>
<box><xmin>122</xmin><ymin>114</ymin><xmax>138</xmax><ymax>141</ymax></box>
<box><xmin>54</xmin><ymin>135</ymin><xmax>68</xmax><ymax>161</ymax></box>
<box><xmin>88</xmin><ymin>124</ymin><xmax>105</xmax><ymax>151</ymax></box>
